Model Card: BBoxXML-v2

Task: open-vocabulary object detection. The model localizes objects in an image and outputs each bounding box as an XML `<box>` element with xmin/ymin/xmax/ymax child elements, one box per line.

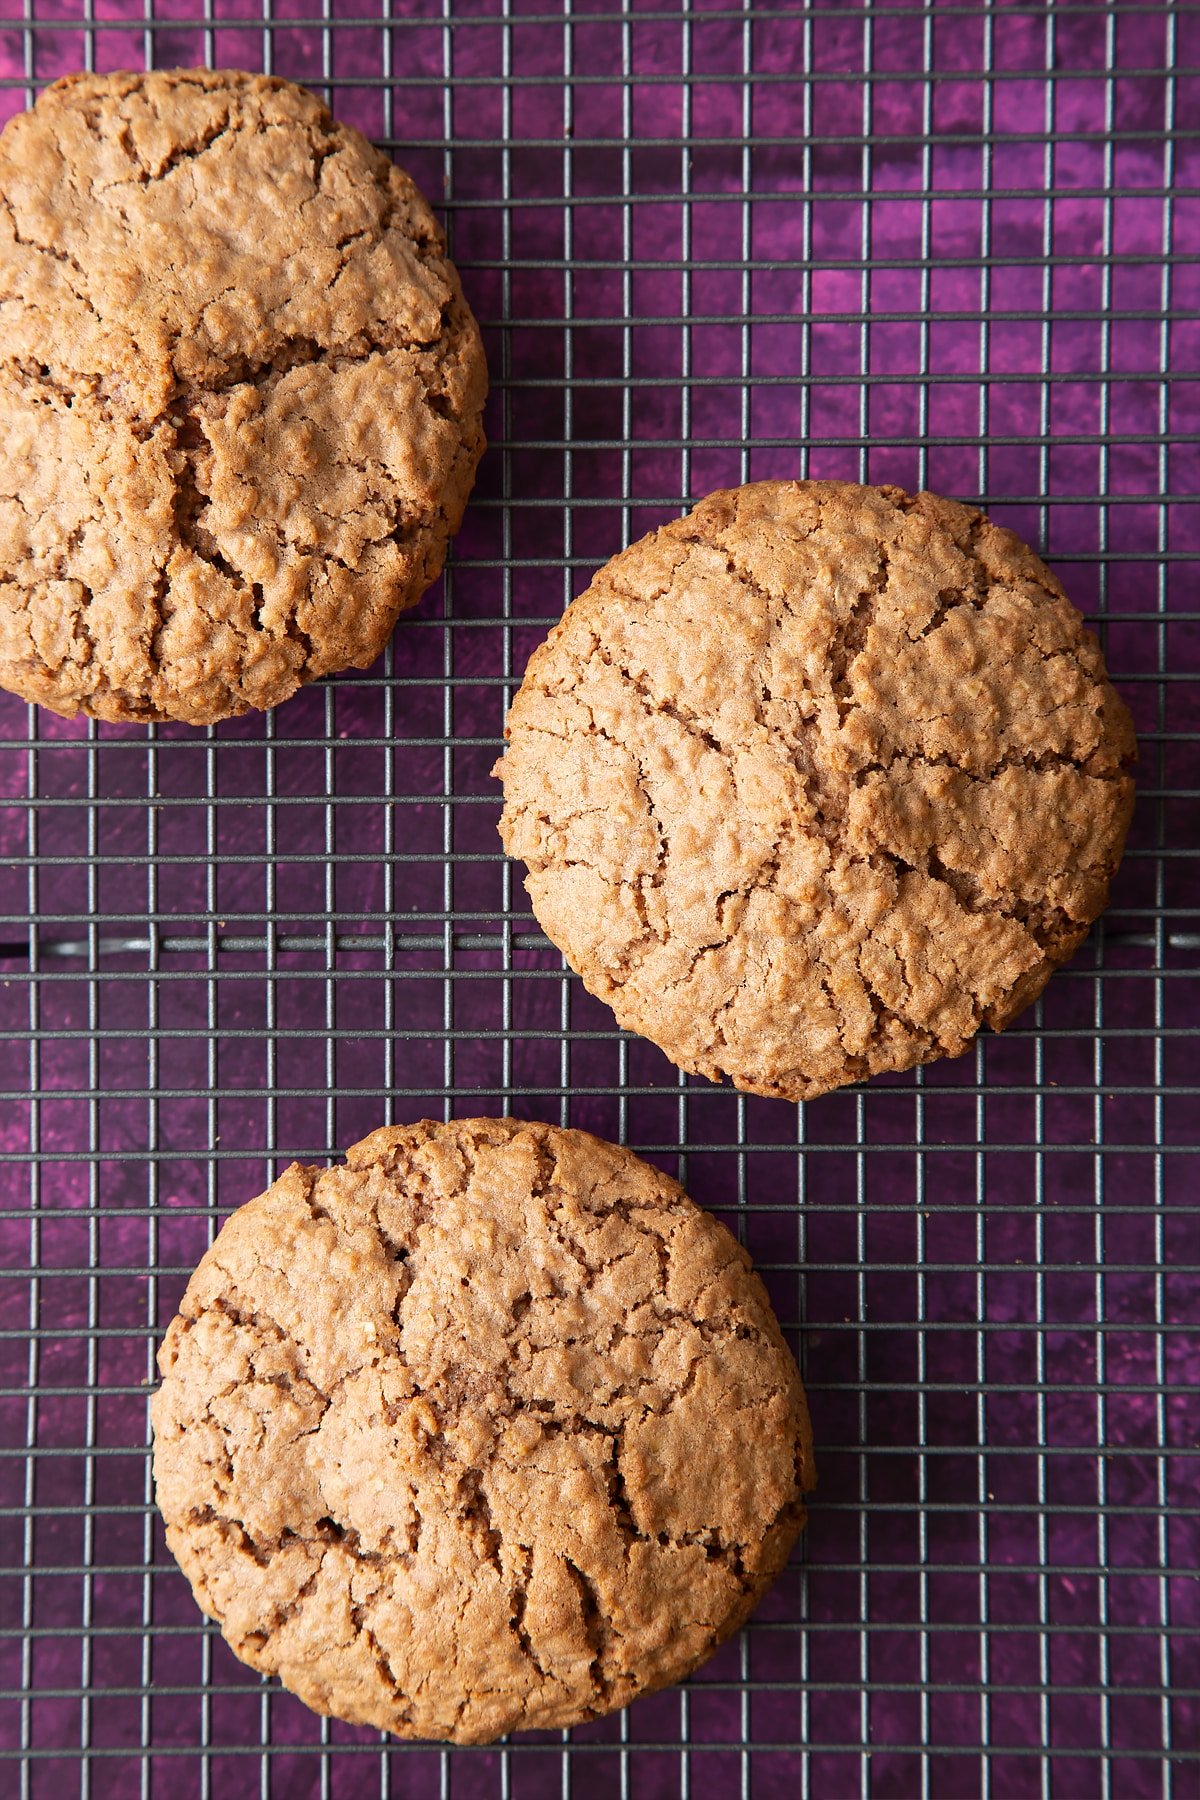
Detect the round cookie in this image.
<box><xmin>0</xmin><ymin>69</ymin><xmax>486</xmax><ymax>723</ymax></box>
<box><xmin>495</xmin><ymin>481</ymin><xmax>1136</xmax><ymax>1102</ymax></box>
<box><xmin>151</xmin><ymin>1117</ymin><xmax>814</xmax><ymax>1743</ymax></box>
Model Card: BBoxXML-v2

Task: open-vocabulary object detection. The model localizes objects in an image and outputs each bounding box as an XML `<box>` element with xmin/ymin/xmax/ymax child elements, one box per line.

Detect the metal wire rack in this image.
<box><xmin>0</xmin><ymin>1</ymin><xmax>1196</xmax><ymax>1795</ymax></box>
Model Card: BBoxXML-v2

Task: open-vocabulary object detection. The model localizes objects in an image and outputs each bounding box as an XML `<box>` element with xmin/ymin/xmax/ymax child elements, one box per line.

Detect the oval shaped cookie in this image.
<box><xmin>495</xmin><ymin>481</ymin><xmax>1136</xmax><ymax>1102</ymax></box>
<box><xmin>151</xmin><ymin>1117</ymin><xmax>814</xmax><ymax>1742</ymax></box>
<box><xmin>0</xmin><ymin>70</ymin><xmax>486</xmax><ymax>723</ymax></box>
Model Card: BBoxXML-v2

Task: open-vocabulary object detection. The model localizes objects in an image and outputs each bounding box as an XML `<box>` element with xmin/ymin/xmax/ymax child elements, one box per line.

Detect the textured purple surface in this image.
<box><xmin>0</xmin><ymin>1</ymin><xmax>1197</xmax><ymax>1795</ymax></box>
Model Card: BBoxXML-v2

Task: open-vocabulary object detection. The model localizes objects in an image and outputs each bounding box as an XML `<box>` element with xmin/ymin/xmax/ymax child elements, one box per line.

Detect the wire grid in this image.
<box><xmin>0</xmin><ymin>1</ymin><xmax>1197</xmax><ymax>1795</ymax></box>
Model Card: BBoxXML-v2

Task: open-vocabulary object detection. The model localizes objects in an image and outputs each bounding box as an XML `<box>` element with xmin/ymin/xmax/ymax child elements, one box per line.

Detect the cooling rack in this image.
<box><xmin>0</xmin><ymin>1</ymin><xmax>1196</xmax><ymax>1796</ymax></box>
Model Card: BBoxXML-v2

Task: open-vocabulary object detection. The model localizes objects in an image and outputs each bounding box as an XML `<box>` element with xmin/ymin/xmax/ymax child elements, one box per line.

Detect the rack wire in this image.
<box><xmin>0</xmin><ymin>1</ymin><xmax>1197</xmax><ymax>1795</ymax></box>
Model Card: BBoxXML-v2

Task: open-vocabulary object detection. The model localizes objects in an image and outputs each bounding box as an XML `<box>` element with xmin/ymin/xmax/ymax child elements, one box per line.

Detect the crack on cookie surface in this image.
<box><xmin>562</xmin><ymin>1557</ymin><xmax>613</xmax><ymax>1708</ymax></box>
<box><xmin>829</xmin><ymin>538</ymin><xmax>888</xmax><ymax>720</ymax></box>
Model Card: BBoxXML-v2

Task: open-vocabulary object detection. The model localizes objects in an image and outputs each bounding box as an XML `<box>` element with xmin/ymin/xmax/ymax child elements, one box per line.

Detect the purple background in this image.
<box><xmin>0</xmin><ymin>1</ymin><xmax>1197</xmax><ymax>1794</ymax></box>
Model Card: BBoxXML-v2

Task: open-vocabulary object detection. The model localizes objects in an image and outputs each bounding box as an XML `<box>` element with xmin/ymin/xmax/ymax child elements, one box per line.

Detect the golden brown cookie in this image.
<box><xmin>495</xmin><ymin>481</ymin><xmax>1136</xmax><ymax>1102</ymax></box>
<box><xmin>151</xmin><ymin>1117</ymin><xmax>814</xmax><ymax>1743</ymax></box>
<box><xmin>0</xmin><ymin>69</ymin><xmax>486</xmax><ymax>723</ymax></box>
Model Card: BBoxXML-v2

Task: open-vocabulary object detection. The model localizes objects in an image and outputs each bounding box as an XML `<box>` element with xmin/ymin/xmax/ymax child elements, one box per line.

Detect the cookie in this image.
<box><xmin>0</xmin><ymin>69</ymin><xmax>486</xmax><ymax>723</ymax></box>
<box><xmin>151</xmin><ymin>1117</ymin><xmax>814</xmax><ymax>1742</ymax></box>
<box><xmin>495</xmin><ymin>481</ymin><xmax>1136</xmax><ymax>1102</ymax></box>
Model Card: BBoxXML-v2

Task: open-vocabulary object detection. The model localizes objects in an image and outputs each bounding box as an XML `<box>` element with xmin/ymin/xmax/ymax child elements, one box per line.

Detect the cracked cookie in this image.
<box><xmin>494</xmin><ymin>480</ymin><xmax>1136</xmax><ymax>1102</ymax></box>
<box><xmin>0</xmin><ymin>69</ymin><xmax>486</xmax><ymax>723</ymax></box>
<box><xmin>151</xmin><ymin>1117</ymin><xmax>815</xmax><ymax>1742</ymax></box>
